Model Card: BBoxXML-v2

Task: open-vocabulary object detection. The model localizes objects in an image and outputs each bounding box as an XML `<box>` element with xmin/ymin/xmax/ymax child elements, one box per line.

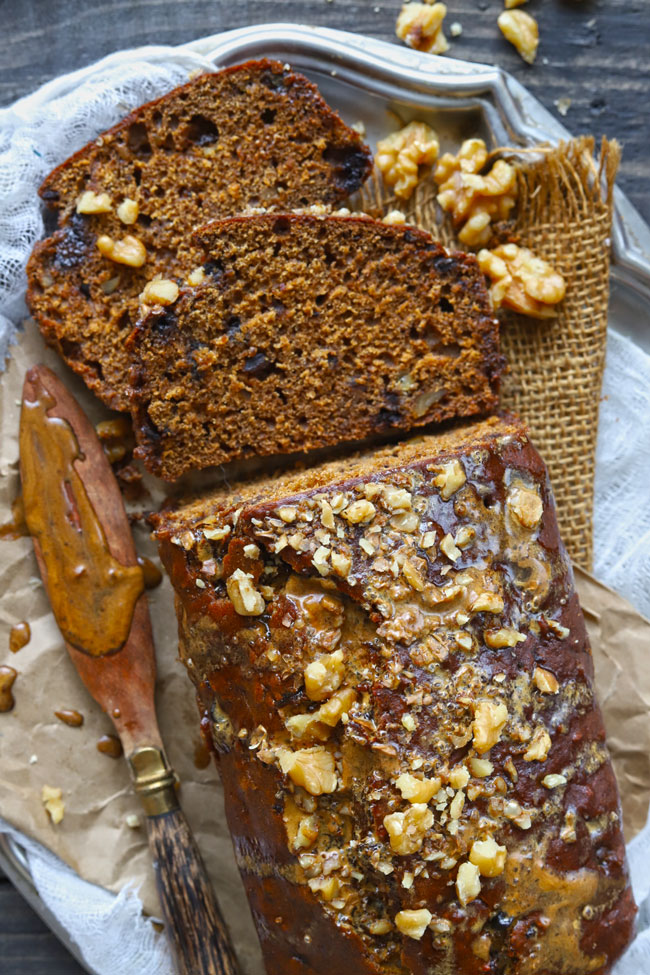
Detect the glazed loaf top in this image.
<box><xmin>26</xmin><ymin>59</ymin><xmax>371</xmax><ymax>410</ymax></box>
<box><xmin>155</xmin><ymin>415</ymin><xmax>635</xmax><ymax>975</ymax></box>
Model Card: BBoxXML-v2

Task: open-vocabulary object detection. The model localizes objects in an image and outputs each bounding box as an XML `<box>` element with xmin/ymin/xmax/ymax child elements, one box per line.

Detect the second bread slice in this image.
<box><xmin>130</xmin><ymin>213</ymin><xmax>503</xmax><ymax>480</ymax></box>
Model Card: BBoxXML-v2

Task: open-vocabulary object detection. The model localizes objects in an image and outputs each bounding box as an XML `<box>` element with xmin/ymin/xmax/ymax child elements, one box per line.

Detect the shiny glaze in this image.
<box><xmin>9</xmin><ymin>621</ymin><xmax>31</xmax><ymax>653</ymax></box>
<box><xmin>0</xmin><ymin>666</ymin><xmax>18</xmax><ymax>712</ymax></box>
<box><xmin>97</xmin><ymin>733</ymin><xmax>123</xmax><ymax>758</ymax></box>
<box><xmin>20</xmin><ymin>372</ymin><xmax>144</xmax><ymax>657</ymax></box>
<box><xmin>156</xmin><ymin>418</ymin><xmax>635</xmax><ymax>975</ymax></box>
<box><xmin>138</xmin><ymin>555</ymin><xmax>163</xmax><ymax>590</ymax></box>
<box><xmin>54</xmin><ymin>708</ymin><xmax>84</xmax><ymax>727</ymax></box>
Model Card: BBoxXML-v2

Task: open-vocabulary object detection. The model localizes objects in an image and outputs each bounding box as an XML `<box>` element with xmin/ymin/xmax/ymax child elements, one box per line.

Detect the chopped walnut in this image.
<box><xmin>116</xmin><ymin>198</ymin><xmax>139</xmax><ymax>224</ymax></box>
<box><xmin>395</xmin><ymin>772</ymin><xmax>441</xmax><ymax>803</ymax></box>
<box><xmin>507</xmin><ymin>480</ymin><xmax>544</xmax><ymax>528</ymax></box>
<box><xmin>542</xmin><ymin>773</ymin><xmax>567</xmax><ymax>789</ymax></box>
<box><xmin>469</xmin><ymin>836</ymin><xmax>507</xmax><ymax>877</ymax></box>
<box><xmin>434</xmin><ymin>139</ymin><xmax>516</xmax><ymax>248</ymax></box>
<box><xmin>304</xmin><ymin>649</ymin><xmax>345</xmax><ymax>701</ymax></box>
<box><xmin>470</xmin><ymin>591</ymin><xmax>504</xmax><ymax>614</ymax></box>
<box><xmin>278</xmin><ymin>746</ymin><xmax>337</xmax><ymax>795</ymax></box>
<box><xmin>523</xmin><ymin>725</ymin><xmax>552</xmax><ymax>762</ymax></box>
<box><xmin>226</xmin><ymin>568</ymin><xmax>265</xmax><ymax>616</ymax></box>
<box><xmin>440</xmin><ymin>533</ymin><xmax>461</xmax><ymax>562</ymax></box>
<box><xmin>368</xmin><ymin>918</ymin><xmax>393</xmax><ymax>936</ymax></box>
<box><xmin>330</xmin><ymin>552</ymin><xmax>352</xmax><ymax>577</ymax></box>
<box><xmin>498</xmin><ymin>10</ymin><xmax>539</xmax><ymax>64</ymax></box>
<box><xmin>308</xmin><ymin>876</ymin><xmax>341</xmax><ymax>901</ymax></box>
<box><xmin>534</xmin><ymin>666</ymin><xmax>559</xmax><ymax>694</ymax></box>
<box><xmin>485</xmin><ymin>627</ymin><xmax>526</xmax><ymax>648</ymax></box>
<box><xmin>432</xmin><ymin>459</ymin><xmax>466</xmax><ymax>499</ymax></box>
<box><xmin>470</xmin><ymin>756</ymin><xmax>494</xmax><ymax>777</ymax></box>
<box><xmin>279</xmin><ymin>506</ymin><xmax>297</xmax><ymax>523</ymax></box>
<box><xmin>472</xmin><ymin>700</ymin><xmax>508</xmax><ymax>754</ymax></box>
<box><xmin>456</xmin><ymin>861</ymin><xmax>481</xmax><ymax>906</ymax></box>
<box><xmin>449</xmin><ymin>766</ymin><xmax>470</xmax><ymax>789</ymax></box>
<box><xmin>97</xmin><ymin>234</ymin><xmax>147</xmax><ymax>267</ymax></box>
<box><xmin>478</xmin><ymin>244</ymin><xmax>566</xmax><ymax>319</ymax></box>
<box><xmin>383</xmin><ymin>209</ymin><xmax>406</xmax><ymax>226</ymax></box>
<box><xmin>139</xmin><ymin>277</ymin><xmax>179</xmax><ymax>306</ymax></box>
<box><xmin>316</xmin><ymin>686</ymin><xmax>357</xmax><ymax>727</ymax></box>
<box><xmin>76</xmin><ymin>190</ymin><xmax>112</xmax><ymax>214</ymax></box>
<box><xmin>383</xmin><ymin>486</ymin><xmax>413</xmax><ymax>511</ymax></box>
<box><xmin>384</xmin><ymin>803</ymin><xmax>433</xmax><ymax>855</ymax></box>
<box><xmin>375</xmin><ymin>121</ymin><xmax>440</xmax><ymax>200</ymax></box>
<box><xmin>293</xmin><ymin>815</ymin><xmax>320</xmax><ymax>850</ymax></box>
<box><xmin>187</xmin><ymin>266</ymin><xmax>206</xmax><ymax>286</ymax></box>
<box><xmin>42</xmin><ymin>785</ymin><xmax>65</xmax><ymax>824</ymax></box>
<box><xmin>395</xmin><ymin>908</ymin><xmax>432</xmax><ymax>940</ymax></box>
<box><xmin>342</xmin><ymin>500</ymin><xmax>376</xmax><ymax>524</ymax></box>
<box><xmin>403</xmin><ymin>559</ymin><xmax>426</xmax><ymax>591</ymax></box>
<box><xmin>395</xmin><ymin>2</ymin><xmax>448</xmax><ymax>54</ymax></box>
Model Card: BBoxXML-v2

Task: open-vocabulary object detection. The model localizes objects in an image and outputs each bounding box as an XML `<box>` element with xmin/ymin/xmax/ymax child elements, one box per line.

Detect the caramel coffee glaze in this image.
<box><xmin>20</xmin><ymin>371</ymin><xmax>144</xmax><ymax>657</ymax></box>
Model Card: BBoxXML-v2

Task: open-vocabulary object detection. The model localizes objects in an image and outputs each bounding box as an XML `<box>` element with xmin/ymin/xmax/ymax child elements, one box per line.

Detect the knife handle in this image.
<box><xmin>145</xmin><ymin>807</ymin><xmax>240</xmax><ymax>975</ymax></box>
<box><xmin>130</xmin><ymin>747</ymin><xmax>240</xmax><ymax>975</ymax></box>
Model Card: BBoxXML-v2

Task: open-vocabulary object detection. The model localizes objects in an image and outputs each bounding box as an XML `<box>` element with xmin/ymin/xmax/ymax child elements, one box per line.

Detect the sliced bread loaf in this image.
<box><xmin>26</xmin><ymin>60</ymin><xmax>372</xmax><ymax>410</ymax></box>
<box><xmin>130</xmin><ymin>213</ymin><xmax>503</xmax><ymax>480</ymax></box>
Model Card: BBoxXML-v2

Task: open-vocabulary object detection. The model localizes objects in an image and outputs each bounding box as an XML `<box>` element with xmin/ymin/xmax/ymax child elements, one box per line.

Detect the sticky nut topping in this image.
<box><xmin>456</xmin><ymin>860</ymin><xmax>481</xmax><ymax>906</ymax></box>
<box><xmin>472</xmin><ymin>700</ymin><xmax>508</xmax><ymax>753</ymax></box>
<box><xmin>139</xmin><ymin>277</ymin><xmax>179</xmax><ymax>307</ymax></box>
<box><xmin>523</xmin><ymin>725</ymin><xmax>552</xmax><ymax>762</ymax></box>
<box><xmin>343</xmin><ymin>500</ymin><xmax>376</xmax><ymax>524</ymax></box>
<box><xmin>395</xmin><ymin>771</ymin><xmax>442</xmax><ymax>803</ymax></box>
<box><xmin>469</xmin><ymin>836</ymin><xmax>507</xmax><ymax>877</ymax></box>
<box><xmin>432</xmin><ymin>458</ymin><xmax>466</xmax><ymax>499</ymax></box>
<box><xmin>76</xmin><ymin>190</ymin><xmax>112</xmax><ymax>214</ymax></box>
<box><xmin>226</xmin><ymin>568</ymin><xmax>265</xmax><ymax>616</ymax></box>
<box><xmin>485</xmin><ymin>627</ymin><xmax>526</xmax><ymax>648</ymax></box>
<box><xmin>304</xmin><ymin>649</ymin><xmax>345</xmax><ymax>700</ymax></box>
<box><xmin>434</xmin><ymin>139</ymin><xmax>516</xmax><ymax>248</ymax></box>
<box><xmin>497</xmin><ymin>10</ymin><xmax>539</xmax><ymax>64</ymax></box>
<box><xmin>41</xmin><ymin>784</ymin><xmax>65</xmax><ymax>824</ymax></box>
<box><xmin>395</xmin><ymin>908</ymin><xmax>433</xmax><ymax>940</ymax></box>
<box><xmin>534</xmin><ymin>666</ymin><xmax>559</xmax><ymax>694</ymax></box>
<box><xmin>96</xmin><ymin>234</ymin><xmax>147</xmax><ymax>267</ymax></box>
<box><xmin>375</xmin><ymin>121</ymin><xmax>440</xmax><ymax>199</ymax></box>
<box><xmin>395</xmin><ymin>1</ymin><xmax>449</xmax><ymax>55</ymax></box>
<box><xmin>506</xmin><ymin>480</ymin><xmax>544</xmax><ymax>529</ymax></box>
<box><xmin>384</xmin><ymin>803</ymin><xmax>434</xmax><ymax>855</ymax></box>
<box><xmin>278</xmin><ymin>746</ymin><xmax>338</xmax><ymax>795</ymax></box>
<box><xmin>478</xmin><ymin>244</ymin><xmax>566</xmax><ymax>319</ymax></box>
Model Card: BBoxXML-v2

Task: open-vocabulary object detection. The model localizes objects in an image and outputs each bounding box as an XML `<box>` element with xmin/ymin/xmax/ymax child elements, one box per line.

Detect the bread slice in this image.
<box><xmin>26</xmin><ymin>60</ymin><xmax>372</xmax><ymax>410</ymax></box>
<box><xmin>153</xmin><ymin>413</ymin><xmax>635</xmax><ymax>975</ymax></box>
<box><xmin>130</xmin><ymin>213</ymin><xmax>503</xmax><ymax>480</ymax></box>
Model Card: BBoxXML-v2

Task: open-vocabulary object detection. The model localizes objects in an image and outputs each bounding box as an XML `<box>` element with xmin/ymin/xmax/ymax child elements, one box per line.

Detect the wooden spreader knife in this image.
<box><xmin>19</xmin><ymin>364</ymin><xmax>240</xmax><ymax>975</ymax></box>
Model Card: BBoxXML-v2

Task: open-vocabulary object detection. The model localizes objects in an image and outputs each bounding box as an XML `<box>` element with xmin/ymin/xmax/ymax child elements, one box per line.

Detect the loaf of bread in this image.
<box><xmin>130</xmin><ymin>213</ymin><xmax>502</xmax><ymax>480</ymax></box>
<box><xmin>154</xmin><ymin>413</ymin><xmax>635</xmax><ymax>975</ymax></box>
<box><xmin>26</xmin><ymin>60</ymin><xmax>372</xmax><ymax>410</ymax></box>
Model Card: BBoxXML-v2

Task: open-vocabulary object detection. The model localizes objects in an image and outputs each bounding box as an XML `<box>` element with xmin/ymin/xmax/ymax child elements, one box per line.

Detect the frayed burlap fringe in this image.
<box><xmin>356</xmin><ymin>136</ymin><xmax>620</xmax><ymax>569</ymax></box>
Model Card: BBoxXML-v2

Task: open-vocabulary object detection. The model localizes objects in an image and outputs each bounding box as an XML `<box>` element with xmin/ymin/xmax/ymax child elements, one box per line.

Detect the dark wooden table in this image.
<box><xmin>1</xmin><ymin>1</ymin><xmax>648</xmax><ymax>972</ymax></box>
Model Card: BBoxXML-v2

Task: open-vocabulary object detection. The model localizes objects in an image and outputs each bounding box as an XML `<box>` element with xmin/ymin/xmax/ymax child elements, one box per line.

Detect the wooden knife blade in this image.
<box><xmin>19</xmin><ymin>364</ymin><xmax>239</xmax><ymax>975</ymax></box>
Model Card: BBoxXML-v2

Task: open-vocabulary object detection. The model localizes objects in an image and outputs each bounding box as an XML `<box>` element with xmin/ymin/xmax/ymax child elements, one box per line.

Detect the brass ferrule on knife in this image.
<box><xmin>128</xmin><ymin>745</ymin><xmax>180</xmax><ymax>816</ymax></box>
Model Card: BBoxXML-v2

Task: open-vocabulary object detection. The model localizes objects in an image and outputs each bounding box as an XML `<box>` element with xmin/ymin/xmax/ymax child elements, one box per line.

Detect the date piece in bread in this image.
<box><xmin>130</xmin><ymin>213</ymin><xmax>503</xmax><ymax>480</ymax></box>
<box><xmin>26</xmin><ymin>60</ymin><xmax>372</xmax><ymax>411</ymax></box>
<box><xmin>154</xmin><ymin>414</ymin><xmax>635</xmax><ymax>975</ymax></box>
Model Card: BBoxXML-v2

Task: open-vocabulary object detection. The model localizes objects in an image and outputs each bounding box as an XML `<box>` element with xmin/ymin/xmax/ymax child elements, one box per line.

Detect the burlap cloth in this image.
<box><xmin>359</xmin><ymin>135</ymin><xmax>619</xmax><ymax>569</ymax></box>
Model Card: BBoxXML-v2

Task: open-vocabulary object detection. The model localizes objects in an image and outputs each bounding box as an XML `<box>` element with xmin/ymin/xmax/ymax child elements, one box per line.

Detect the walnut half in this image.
<box><xmin>478</xmin><ymin>244</ymin><xmax>566</xmax><ymax>319</ymax></box>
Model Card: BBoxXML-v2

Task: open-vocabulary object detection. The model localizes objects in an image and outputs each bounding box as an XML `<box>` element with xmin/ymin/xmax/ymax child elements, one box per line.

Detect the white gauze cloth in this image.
<box><xmin>1</xmin><ymin>43</ymin><xmax>649</xmax><ymax>975</ymax></box>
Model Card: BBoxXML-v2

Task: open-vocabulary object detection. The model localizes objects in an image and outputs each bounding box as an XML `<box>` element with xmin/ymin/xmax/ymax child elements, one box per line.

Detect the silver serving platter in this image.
<box><xmin>2</xmin><ymin>23</ymin><xmax>649</xmax><ymax>973</ymax></box>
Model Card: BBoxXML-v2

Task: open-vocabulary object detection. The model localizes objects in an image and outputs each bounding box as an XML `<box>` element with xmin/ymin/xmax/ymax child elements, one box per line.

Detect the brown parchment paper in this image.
<box><xmin>1</xmin><ymin>324</ymin><xmax>650</xmax><ymax>975</ymax></box>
